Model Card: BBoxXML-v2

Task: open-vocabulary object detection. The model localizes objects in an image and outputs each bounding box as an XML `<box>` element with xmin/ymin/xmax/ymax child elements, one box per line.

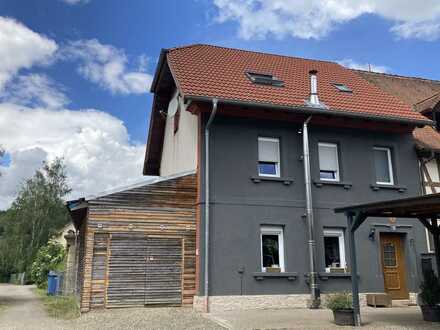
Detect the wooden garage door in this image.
<box><xmin>106</xmin><ymin>234</ymin><xmax>182</xmax><ymax>307</ymax></box>
<box><xmin>107</xmin><ymin>233</ymin><xmax>148</xmax><ymax>307</ymax></box>
<box><xmin>145</xmin><ymin>237</ymin><xmax>182</xmax><ymax>305</ymax></box>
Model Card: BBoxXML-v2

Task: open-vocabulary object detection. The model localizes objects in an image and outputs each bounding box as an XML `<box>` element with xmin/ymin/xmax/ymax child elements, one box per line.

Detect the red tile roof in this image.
<box><xmin>166</xmin><ymin>44</ymin><xmax>429</xmax><ymax>124</ymax></box>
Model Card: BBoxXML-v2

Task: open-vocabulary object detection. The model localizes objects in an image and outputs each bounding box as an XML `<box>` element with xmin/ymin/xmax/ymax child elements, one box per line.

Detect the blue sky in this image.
<box><xmin>0</xmin><ymin>0</ymin><xmax>439</xmax><ymax>208</ymax></box>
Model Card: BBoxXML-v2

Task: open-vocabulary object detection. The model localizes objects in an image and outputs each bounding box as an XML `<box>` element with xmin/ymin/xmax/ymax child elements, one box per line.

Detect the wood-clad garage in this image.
<box><xmin>67</xmin><ymin>172</ymin><xmax>196</xmax><ymax>312</ymax></box>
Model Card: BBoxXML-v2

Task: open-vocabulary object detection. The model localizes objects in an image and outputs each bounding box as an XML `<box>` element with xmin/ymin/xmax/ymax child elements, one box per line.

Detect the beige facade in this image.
<box><xmin>160</xmin><ymin>89</ymin><xmax>198</xmax><ymax>176</ymax></box>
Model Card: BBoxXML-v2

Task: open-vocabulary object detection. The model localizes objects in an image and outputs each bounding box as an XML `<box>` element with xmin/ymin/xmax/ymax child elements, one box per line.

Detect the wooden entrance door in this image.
<box><xmin>380</xmin><ymin>233</ymin><xmax>409</xmax><ymax>299</ymax></box>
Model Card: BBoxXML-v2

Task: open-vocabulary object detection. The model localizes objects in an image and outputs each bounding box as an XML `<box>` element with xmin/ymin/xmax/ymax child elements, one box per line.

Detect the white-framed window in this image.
<box><xmin>426</xmin><ymin>220</ymin><xmax>440</xmax><ymax>253</ymax></box>
<box><xmin>260</xmin><ymin>226</ymin><xmax>285</xmax><ymax>272</ymax></box>
<box><xmin>323</xmin><ymin>229</ymin><xmax>346</xmax><ymax>272</ymax></box>
<box><xmin>373</xmin><ymin>147</ymin><xmax>394</xmax><ymax>185</ymax></box>
<box><xmin>318</xmin><ymin>142</ymin><xmax>340</xmax><ymax>181</ymax></box>
<box><xmin>258</xmin><ymin>137</ymin><xmax>280</xmax><ymax>177</ymax></box>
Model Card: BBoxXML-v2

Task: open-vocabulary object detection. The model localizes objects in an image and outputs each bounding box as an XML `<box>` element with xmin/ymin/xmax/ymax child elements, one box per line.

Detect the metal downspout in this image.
<box><xmin>302</xmin><ymin>116</ymin><xmax>320</xmax><ymax>308</ymax></box>
<box><xmin>204</xmin><ymin>98</ymin><xmax>218</xmax><ymax>312</ymax></box>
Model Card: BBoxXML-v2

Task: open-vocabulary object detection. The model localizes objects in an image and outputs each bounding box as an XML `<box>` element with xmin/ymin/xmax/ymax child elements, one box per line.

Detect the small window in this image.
<box><xmin>258</xmin><ymin>137</ymin><xmax>280</xmax><ymax>177</ymax></box>
<box><xmin>260</xmin><ymin>226</ymin><xmax>285</xmax><ymax>272</ymax></box>
<box><xmin>174</xmin><ymin>106</ymin><xmax>181</xmax><ymax>134</ymax></box>
<box><xmin>383</xmin><ymin>242</ymin><xmax>397</xmax><ymax>267</ymax></box>
<box><xmin>373</xmin><ymin>147</ymin><xmax>394</xmax><ymax>185</ymax></box>
<box><xmin>333</xmin><ymin>83</ymin><xmax>352</xmax><ymax>93</ymax></box>
<box><xmin>324</xmin><ymin>229</ymin><xmax>346</xmax><ymax>272</ymax></box>
<box><xmin>318</xmin><ymin>143</ymin><xmax>340</xmax><ymax>181</ymax></box>
<box><xmin>246</xmin><ymin>71</ymin><xmax>284</xmax><ymax>87</ymax></box>
<box><xmin>426</xmin><ymin>220</ymin><xmax>440</xmax><ymax>252</ymax></box>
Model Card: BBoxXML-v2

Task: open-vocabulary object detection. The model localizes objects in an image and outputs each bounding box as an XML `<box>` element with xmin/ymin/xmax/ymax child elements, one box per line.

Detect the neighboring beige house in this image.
<box><xmin>52</xmin><ymin>222</ymin><xmax>75</xmax><ymax>247</ymax></box>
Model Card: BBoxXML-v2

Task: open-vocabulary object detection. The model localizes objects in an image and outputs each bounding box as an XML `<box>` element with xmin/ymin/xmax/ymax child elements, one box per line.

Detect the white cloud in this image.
<box><xmin>0</xmin><ymin>103</ymin><xmax>146</xmax><ymax>209</ymax></box>
<box><xmin>337</xmin><ymin>59</ymin><xmax>389</xmax><ymax>73</ymax></box>
<box><xmin>0</xmin><ymin>17</ymin><xmax>58</xmax><ymax>90</ymax></box>
<box><xmin>62</xmin><ymin>39</ymin><xmax>153</xmax><ymax>94</ymax></box>
<box><xmin>212</xmin><ymin>0</ymin><xmax>440</xmax><ymax>41</ymax></box>
<box><xmin>1</xmin><ymin>74</ymin><xmax>69</xmax><ymax>109</ymax></box>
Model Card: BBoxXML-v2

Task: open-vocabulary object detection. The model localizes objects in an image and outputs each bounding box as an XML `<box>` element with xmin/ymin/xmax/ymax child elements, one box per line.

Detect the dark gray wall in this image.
<box><xmin>199</xmin><ymin>115</ymin><xmax>429</xmax><ymax>297</ymax></box>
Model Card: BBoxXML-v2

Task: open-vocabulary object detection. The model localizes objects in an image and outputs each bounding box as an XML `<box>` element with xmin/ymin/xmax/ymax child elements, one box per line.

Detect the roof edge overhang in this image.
<box><xmin>184</xmin><ymin>95</ymin><xmax>433</xmax><ymax>127</ymax></box>
<box><xmin>150</xmin><ymin>48</ymin><xmax>169</xmax><ymax>93</ymax></box>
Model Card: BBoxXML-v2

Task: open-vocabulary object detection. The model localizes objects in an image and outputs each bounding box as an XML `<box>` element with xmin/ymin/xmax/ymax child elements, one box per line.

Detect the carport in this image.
<box><xmin>335</xmin><ymin>193</ymin><xmax>440</xmax><ymax>326</ymax></box>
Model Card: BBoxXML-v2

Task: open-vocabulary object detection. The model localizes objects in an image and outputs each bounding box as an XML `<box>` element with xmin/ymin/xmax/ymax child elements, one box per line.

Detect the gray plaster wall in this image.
<box><xmin>198</xmin><ymin>114</ymin><xmax>429</xmax><ymax>297</ymax></box>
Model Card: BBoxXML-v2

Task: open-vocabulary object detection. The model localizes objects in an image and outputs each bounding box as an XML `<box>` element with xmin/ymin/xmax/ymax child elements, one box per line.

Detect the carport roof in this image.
<box><xmin>335</xmin><ymin>193</ymin><xmax>440</xmax><ymax>218</ymax></box>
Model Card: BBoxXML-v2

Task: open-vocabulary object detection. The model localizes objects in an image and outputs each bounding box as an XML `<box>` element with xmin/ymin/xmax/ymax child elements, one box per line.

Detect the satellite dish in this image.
<box><xmin>167</xmin><ymin>94</ymin><xmax>179</xmax><ymax>117</ymax></box>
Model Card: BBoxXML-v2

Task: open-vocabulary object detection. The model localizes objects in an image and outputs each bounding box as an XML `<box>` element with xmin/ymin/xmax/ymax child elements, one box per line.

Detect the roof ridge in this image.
<box><xmin>168</xmin><ymin>43</ymin><xmax>340</xmax><ymax>66</ymax></box>
<box><xmin>352</xmin><ymin>69</ymin><xmax>440</xmax><ymax>85</ymax></box>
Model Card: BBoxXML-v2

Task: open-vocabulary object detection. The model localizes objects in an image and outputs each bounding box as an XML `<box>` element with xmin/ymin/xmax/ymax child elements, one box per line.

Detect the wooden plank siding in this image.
<box><xmin>78</xmin><ymin>174</ymin><xmax>197</xmax><ymax>312</ymax></box>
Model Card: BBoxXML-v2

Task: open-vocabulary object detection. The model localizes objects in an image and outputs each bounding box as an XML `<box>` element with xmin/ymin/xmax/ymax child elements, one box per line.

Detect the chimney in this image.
<box><xmin>309</xmin><ymin>70</ymin><xmax>320</xmax><ymax>105</ymax></box>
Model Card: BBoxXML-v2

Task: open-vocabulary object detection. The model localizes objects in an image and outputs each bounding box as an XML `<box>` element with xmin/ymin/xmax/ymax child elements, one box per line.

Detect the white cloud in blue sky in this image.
<box><xmin>0</xmin><ymin>17</ymin><xmax>147</xmax><ymax>209</ymax></box>
<box><xmin>61</xmin><ymin>39</ymin><xmax>153</xmax><ymax>95</ymax></box>
<box><xmin>213</xmin><ymin>0</ymin><xmax>440</xmax><ymax>41</ymax></box>
<box><xmin>337</xmin><ymin>59</ymin><xmax>389</xmax><ymax>73</ymax></box>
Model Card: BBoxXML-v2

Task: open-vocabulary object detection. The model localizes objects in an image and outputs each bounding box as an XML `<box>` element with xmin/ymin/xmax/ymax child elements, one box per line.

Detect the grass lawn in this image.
<box><xmin>33</xmin><ymin>288</ymin><xmax>80</xmax><ymax>320</ymax></box>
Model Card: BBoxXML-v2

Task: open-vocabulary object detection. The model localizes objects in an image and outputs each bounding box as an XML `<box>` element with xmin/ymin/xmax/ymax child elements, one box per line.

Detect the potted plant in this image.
<box><xmin>326</xmin><ymin>292</ymin><xmax>354</xmax><ymax>326</ymax></box>
<box><xmin>419</xmin><ymin>270</ymin><xmax>440</xmax><ymax>322</ymax></box>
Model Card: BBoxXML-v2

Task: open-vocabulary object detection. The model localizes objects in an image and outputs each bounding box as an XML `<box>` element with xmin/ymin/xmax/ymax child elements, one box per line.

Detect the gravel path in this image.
<box><xmin>0</xmin><ymin>284</ymin><xmax>224</xmax><ymax>330</ymax></box>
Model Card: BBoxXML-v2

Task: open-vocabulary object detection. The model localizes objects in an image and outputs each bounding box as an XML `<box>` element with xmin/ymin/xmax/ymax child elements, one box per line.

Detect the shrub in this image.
<box><xmin>326</xmin><ymin>292</ymin><xmax>353</xmax><ymax>311</ymax></box>
<box><xmin>31</xmin><ymin>240</ymin><xmax>65</xmax><ymax>288</ymax></box>
<box><xmin>420</xmin><ymin>270</ymin><xmax>440</xmax><ymax>306</ymax></box>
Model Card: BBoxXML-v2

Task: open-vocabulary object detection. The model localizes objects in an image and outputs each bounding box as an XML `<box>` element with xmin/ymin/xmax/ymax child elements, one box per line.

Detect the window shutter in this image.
<box><xmin>319</xmin><ymin>144</ymin><xmax>338</xmax><ymax>171</ymax></box>
<box><xmin>258</xmin><ymin>139</ymin><xmax>279</xmax><ymax>162</ymax></box>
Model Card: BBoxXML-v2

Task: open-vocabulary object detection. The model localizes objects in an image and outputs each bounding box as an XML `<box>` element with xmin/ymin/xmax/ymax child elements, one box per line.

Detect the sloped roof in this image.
<box><xmin>165</xmin><ymin>44</ymin><xmax>428</xmax><ymax>124</ymax></box>
<box><xmin>356</xmin><ymin>70</ymin><xmax>440</xmax><ymax>153</ymax></box>
<box><xmin>356</xmin><ymin>70</ymin><xmax>440</xmax><ymax>107</ymax></box>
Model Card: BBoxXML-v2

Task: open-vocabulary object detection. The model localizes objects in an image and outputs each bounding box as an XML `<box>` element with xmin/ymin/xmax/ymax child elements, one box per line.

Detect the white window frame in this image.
<box><xmin>426</xmin><ymin>220</ymin><xmax>440</xmax><ymax>253</ymax></box>
<box><xmin>323</xmin><ymin>229</ymin><xmax>346</xmax><ymax>271</ymax></box>
<box><xmin>318</xmin><ymin>142</ymin><xmax>340</xmax><ymax>182</ymax></box>
<box><xmin>373</xmin><ymin>147</ymin><xmax>394</xmax><ymax>185</ymax></box>
<box><xmin>258</xmin><ymin>137</ymin><xmax>280</xmax><ymax>177</ymax></box>
<box><xmin>260</xmin><ymin>226</ymin><xmax>285</xmax><ymax>272</ymax></box>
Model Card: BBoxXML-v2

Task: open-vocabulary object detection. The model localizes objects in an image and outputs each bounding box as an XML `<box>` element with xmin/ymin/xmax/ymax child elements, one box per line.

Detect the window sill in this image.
<box><xmin>313</xmin><ymin>180</ymin><xmax>352</xmax><ymax>189</ymax></box>
<box><xmin>370</xmin><ymin>184</ymin><xmax>407</xmax><ymax>193</ymax></box>
<box><xmin>250</xmin><ymin>176</ymin><xmax>294</xmax><ymax>185</ymax></box>
<box><xmin>253</xmin><ymin>272</ymin><xmax>298</xmax><ymax>281</ymax></box>
<box><xmin>318</xmin><ymin>272</ymin><xmax>356</xmax><ymax>280</ymax></box>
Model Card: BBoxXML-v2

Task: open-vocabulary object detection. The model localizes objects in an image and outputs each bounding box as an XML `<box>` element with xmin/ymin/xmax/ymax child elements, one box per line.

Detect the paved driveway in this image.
<box><xmin>207</xmin><ymin>306</ymin><xmax>439</xmax><ymax>329</ymax></box>
<box><xmin>0</xmin><ymin>284</ymin><xmax>223</xmax><ymax>329</ymax></box>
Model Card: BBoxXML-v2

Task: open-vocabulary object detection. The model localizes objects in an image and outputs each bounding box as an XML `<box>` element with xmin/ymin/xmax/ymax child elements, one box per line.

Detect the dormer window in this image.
<box><xmin>333</xmin><ymin>83</ymin><xmax>353</xmax><ymax>93</ymax></box>
<box><xmin>246</xmin><ymin>71</ymin><xmax>284</xmax><ymax>87</ymax></box>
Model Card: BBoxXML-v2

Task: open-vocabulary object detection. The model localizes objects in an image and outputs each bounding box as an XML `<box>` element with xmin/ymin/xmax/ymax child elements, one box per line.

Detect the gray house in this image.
<box><xmin>143</xmin><ymin>44</ymin><xmax>434</xmax><ymax>312</ymax></box>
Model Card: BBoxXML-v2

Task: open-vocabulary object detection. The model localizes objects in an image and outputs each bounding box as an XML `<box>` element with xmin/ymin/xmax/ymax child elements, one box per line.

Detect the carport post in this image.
<box><xmin>347</xmin><ymin>212</ymin><xmax>361</xmax><ymax>326</ymax></box>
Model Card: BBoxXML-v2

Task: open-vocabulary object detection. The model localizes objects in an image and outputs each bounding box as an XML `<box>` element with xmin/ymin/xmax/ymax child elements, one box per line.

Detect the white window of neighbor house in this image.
<box><xmin>318</xmin><ymin>142</ymin><xmax>340</xmax><ymax>181</ymax></box>
<box><xmin>374</xmin><ymin>147</ymin><xmax>394</xmax><ymax>185</ymax></box>
<box><xmin>258</xmin><ymin>137</ymin><xmax>280</xmax><ymax>177</ymax></box>
<box><xmin>260</xmin><ymin>226</ymin><xmax>285</xmax><ymax>272</ymax></box>
<box><xmin>323</xmin><ymin>229</ymin><xmax>346</xmax><ymax>272</ymax></box>
<box><xmin>426</xmin><ymin>220</ymin><xmax>440</xmax><ymax>252</ymax></box>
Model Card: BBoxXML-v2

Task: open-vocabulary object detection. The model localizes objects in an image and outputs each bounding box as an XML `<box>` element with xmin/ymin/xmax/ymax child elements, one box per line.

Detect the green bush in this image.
<box><xmin>326</xmin><ymin>292</ymin><xmax>353</xmax><ymax>311</ymax></box>
<box><xmin>30</xmin><ymin>240</ymin><xmax>65</xmax><ymax>288</ymax></box>
<box><xmin>420</xmin><ymin>270</ymin><xmax>440</xmax><ymax>306</ymax></box>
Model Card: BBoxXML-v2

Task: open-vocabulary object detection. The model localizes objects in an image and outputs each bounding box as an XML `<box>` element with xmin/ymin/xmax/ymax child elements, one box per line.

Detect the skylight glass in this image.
<box><xmin>246</xmin><ymin>71</ymin><xmax>284</xmax><ymax>87</ymax></box>
<box><xmin>333</xmin><ymin>83</ymin><xmax>353</xmax><ymax>93</ymax></box>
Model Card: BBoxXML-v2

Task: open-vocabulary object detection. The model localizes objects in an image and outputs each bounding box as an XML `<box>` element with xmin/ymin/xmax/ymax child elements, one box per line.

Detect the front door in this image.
<box><xmin>380</xmin><ymin>233</ymin><xmax>409</xmax><ymax>300</ymax></box>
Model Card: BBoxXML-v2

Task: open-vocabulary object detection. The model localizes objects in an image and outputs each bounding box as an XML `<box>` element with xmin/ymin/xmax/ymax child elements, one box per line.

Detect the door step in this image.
<box><xmin>392</xmin><ymin>299</ymin><xmax>417</xmax><ymax>307</ymax></box>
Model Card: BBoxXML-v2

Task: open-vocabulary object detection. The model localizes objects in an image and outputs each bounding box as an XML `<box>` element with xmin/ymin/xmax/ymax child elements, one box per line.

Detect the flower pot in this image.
<box><xmin>421</xmin><ymin>305</ymin><xmax>440</xmax><ymax>322</ymax></box>
<box><xmin>333</xmin><ymin>309</ymin><xmax>355</xmax><ymax>326</ymax></box>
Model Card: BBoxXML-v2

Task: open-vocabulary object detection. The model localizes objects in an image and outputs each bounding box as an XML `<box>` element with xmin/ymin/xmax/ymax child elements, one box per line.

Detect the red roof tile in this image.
<box><xmin>413</xmin><ymin>126</ymin><xmax>440</xmax><ymax>152</ymax></box>
<box><xmin>166</xmin><ymin>44</ymin><xmax>429</xmax><ymax>124</ymax></box>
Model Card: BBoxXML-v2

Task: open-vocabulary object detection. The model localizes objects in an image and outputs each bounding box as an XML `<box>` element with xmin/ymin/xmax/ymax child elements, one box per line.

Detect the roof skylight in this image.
<box><xmin>333</xmin><ymin>83</ymin><xmax>353</xmax><ymax>93</ymax></box>
<box><xmin>246</xmin><ymin>71</ymin><xmax>284</xmax><ymax>87</ymax></box>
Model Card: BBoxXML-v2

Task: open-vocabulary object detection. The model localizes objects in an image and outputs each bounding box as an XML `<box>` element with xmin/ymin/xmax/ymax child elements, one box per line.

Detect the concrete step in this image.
<box><xmin>392</xmin><ymin>299</ymin><xmax>417</xmax><ymax>307</ymax></box>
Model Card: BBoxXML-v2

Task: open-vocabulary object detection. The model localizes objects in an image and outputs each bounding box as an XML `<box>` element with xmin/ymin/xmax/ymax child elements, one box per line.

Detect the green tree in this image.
<box><xmin>31</xmin><ymin>240</ymin><xmax>65</xmax><ymax>288</ymax></box>
<box><xmin>0</xmin><ymin>158</ymin><xmax>71</xmax><ymax>279</ymax></box>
